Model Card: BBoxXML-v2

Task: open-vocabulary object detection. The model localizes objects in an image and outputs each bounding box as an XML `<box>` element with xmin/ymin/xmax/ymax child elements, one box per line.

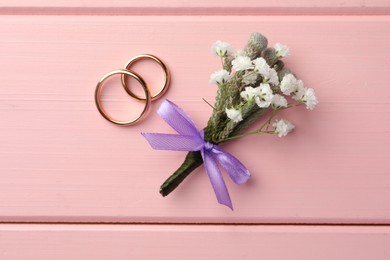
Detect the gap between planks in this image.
<box><xmin>0</xmin><ymin>7</ymin><xmax>389</xmax><ymax>16</ymax></box>
<box><xmin>0</xmin><ymin>221</ymin><xmax>389</xmax><ymax>226</ymax></box>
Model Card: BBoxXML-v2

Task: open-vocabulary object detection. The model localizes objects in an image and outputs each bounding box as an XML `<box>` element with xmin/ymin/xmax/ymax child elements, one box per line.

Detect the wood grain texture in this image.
<box><xmin>0</xmin><ymin>224</ymin><xmax>389</xmax><ymax>259</ymax></box>
<box><xmin>0</xmin><ymin>15</ymin><xmax>389</xmax><ymax>223</ymax></box>
<box><xmin>0</xmin><ymin>0</ymin><xmax>389</xmax><ymax>15</ymax></box>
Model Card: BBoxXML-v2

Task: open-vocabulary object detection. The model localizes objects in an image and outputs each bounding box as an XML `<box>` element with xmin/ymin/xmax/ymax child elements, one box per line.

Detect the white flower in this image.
<box><xmin>240</xmin><ymin>86</ymin><xmax>260</xmax><ymax>101</ymax></box>
<box><xmin>236</xmin><ymin>49</ymin><xmax>247</xmax><ymax>57</ymax></box>
<box><xmin>289</xmin><ymin>80</ymin><xmax>318</xmax><ymax>109</ymax></box>
<box><xmin>271</xmin><ymin>94</ymin><xmax>288</xmax><ymax>108</ymax></box>
<box><xmin>280</xmin><ymin>74</ymin><xmax>298</xmax><ymax>95</ymax></box>
<box><xmin>209</xmin><ymin>69</ymin><xmax>231</xmax><ymax>84</ymax></box>
<box><xmin>231</xmin><ymin>56</ymin><xmax>253</xmax><ymax>71</ymax></box>
<box><xmin>274</xmin><ymin>43</ymin><xmax>290</xmax><ymax>58</ymax></box>
<box><xmin>255</xmin><ymin>83</ymin><xmax>274</xmax><ymax>108</ymax></box>
<box><xmin>266</xmin><ymin>68</ymin><xmax>279</xmax><ymax>86</ymax></box>
<box><xmin>211</xmin><ymin>40</ymin><xmax>232</xmax><ymax>57</ymax></box>
<box><xmin>273</xmin><ymin>119</ymin><xmax>295</xmax><ymax>137</ymax></box>
<box><xmin>292</xmin><ymin>80</ymin><xmax>305</xmax><ymax>101</ymax></box>
<box><xmin>242</xmin><ymin>71</ymin><xmax>258</xmax><ymax>85</ymax></box>
<box><xmin>253</xmin><ymin>58</ymin><xmax>279</xmax><ymax>85</ymax></box>
<box><xmin>253</xmin><ymin>57</ymin><xmax>270</xmax><ymax>75</ymax></box>
<box><xmin>302</xmin><ymin>88</ymin><xmax>318</xmax><ymax>110</ymax></box>
<box><xmin>225</xmin><ymin>108</ymin><xmax>243</xmax><ymax>123</ymax></box>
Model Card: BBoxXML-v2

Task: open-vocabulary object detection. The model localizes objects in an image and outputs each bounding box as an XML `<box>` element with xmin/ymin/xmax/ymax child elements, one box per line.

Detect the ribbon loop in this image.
<box><xmin>158</xmin><ymin>100</ymin><xmax>200</xmax><ymax>137</ymax></box>
<box><xmin>142</xmin><ymin>133</ymin><xmax>205</xmax><ymax>151</ymax></box>
<box><xmin>142</xmin><ymin>100</ymin><xmax>251</xmax><ymax>209</ymax></box>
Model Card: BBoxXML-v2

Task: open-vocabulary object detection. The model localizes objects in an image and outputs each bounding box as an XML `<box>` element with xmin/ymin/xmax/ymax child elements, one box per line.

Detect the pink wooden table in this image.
<box><xmin>0</xmin><ymin>0</ymin><xmax>389</xmax><ymax>259</ymax></box>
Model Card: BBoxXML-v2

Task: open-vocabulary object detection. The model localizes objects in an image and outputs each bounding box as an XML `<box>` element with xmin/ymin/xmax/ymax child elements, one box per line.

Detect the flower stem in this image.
<box><xmin>284</xmin><ymin>102</ymin><xmax>304</xmax><ymax>109</ymax></box>
<box><xmin>221</xmin><ymin>129</ymin><xmax>274</xmax><ymax>142</ymax></box>
<box><xmin>160</xmin><ymin>151</ymin><xmax>203</xmax><ymax>197</ymax></box>
<box><xmin>259</xmin><ymin>109</ymin><xmax>277</xmax><ymax>131</ymax></box>
<box><xmin>202</xmin><ymin>98</ymin><xmax>216</xmax><ymax>110</ymax></box>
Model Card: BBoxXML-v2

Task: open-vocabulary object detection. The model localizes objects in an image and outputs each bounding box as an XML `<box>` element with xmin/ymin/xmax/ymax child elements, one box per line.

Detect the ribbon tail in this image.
<box><xmin>142</xmin><ymin>133</ymin><xmax>204</xmax><ymax>151</ymax></box>
<box><xmin>212</xmin><ymin>146</ymin><xmax>251</xmax><ymax>185</ymax></box>
<box><xmin>201</xmin><ymin>150</ymin><xmax>233</xmax><ymax>210</ymax></box>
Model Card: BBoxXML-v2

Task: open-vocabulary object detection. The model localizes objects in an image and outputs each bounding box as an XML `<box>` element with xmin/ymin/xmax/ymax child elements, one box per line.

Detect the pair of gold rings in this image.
<box><xmin>95</xmin><ymin>54</ymin><xmax>170</xmax><ymax>126</ymax></box>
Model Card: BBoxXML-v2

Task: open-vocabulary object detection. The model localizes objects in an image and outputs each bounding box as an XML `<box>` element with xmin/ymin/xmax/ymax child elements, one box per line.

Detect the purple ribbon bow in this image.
<box><xmin>142</xmin><ymin>100</ymin><xmax>251</xmax><ymax>210</ymax></box>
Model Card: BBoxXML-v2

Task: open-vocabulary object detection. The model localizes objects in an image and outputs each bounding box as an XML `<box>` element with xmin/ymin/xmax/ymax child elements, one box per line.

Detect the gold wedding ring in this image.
<box><xmin>95</xmin><ymin>70</ymin><xmax>151</xmax><ymax>126</ymax></box>
<box><xmin>94</xmin><ymin>54</ymin><xmax>170</xmax><ymax>126</ymax></box>
<box><xmin>122</xmin><ymin>54</ymin><xmax>170</xmax><ymax>101</ymax></box>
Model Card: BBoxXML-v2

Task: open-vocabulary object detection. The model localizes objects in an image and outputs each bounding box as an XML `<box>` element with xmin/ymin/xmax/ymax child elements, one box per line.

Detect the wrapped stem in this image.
<box><xmin>159</xmin><ymin>151</ymin><xmax>203</xmax><ymax>196</ymax></box>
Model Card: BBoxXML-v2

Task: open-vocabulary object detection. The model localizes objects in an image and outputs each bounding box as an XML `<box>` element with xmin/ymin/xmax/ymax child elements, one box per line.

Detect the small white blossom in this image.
<box><xmin>280</xmin><ymin>74</ymin><xmax>298</xmax><ymax>95</ymax></box>
<box><xmin>231</xmin><ymin>56</ymin><xmax>253</xmax><ymax>71</ymax></box>
<box><xmin>211</xmin><ymin>40</ymin><xmax>232</xmax><ymax>57</ymax></box>
<box><xmin>209</xmin><ymin>69</ymin><xmax>231</xmax><ymax>84</ymax></box>
<box><xmin>242</xmin><ymin>71</ymin><xmax>258</xmax><ymax>85</ymax></box>
<box><xmin>288</xmin><ymin>79</ymin><xmax>318</xmax><ymax>109</ymax></box>
<box><xmin>255</xmin><ymin>83</ymin><xmax>274</xmax><ymax>108</ymax></box>
<box><xmin>253</xmin><ymin>58</ymin><xmax>279</xmax><ymax>85</ymax></box>
<box><xmin>274</xmin><ymin>43</ymin><xmax>290</xmax><ymax>58</ymax></box>
<box><xmin>273</xmin><ymin>119</ymin><xmax>295</xmax><ymax>137</ymax></box>
<box><xmin>240</xmin><ymin>86</ymin><xmax>260</xmax><ymax>101</ymax></box>
<box><xmin>292</xmin><ymin>80</ymin><xmax>305</xmax><ymax>101</ymax></box>
<box><xmin>236</xmin><ymin>49</ymin><xmax>247</xmax><ymax>57</ymax></box>
<box><xmin>271</xmin><ymin>94</ymin><xmax>288</xmax><ymax>108</ymax></box>
<box><xmin>253</xmin><ymin>57</ymin><xmax>270</xmax><ymax>75</ymax></box>
<box><xmin>266</xmin><ymin>68</ymin><xmax>279</xmax><ymax>86</ymax></box>
<box><xmin>302</xmin><ymin>88</ymin><xmax>319</xmax><ymax>110</ymax></box>
<box><xmin>225</xmin><ymin>108</ymin><xmax>243</xmax><ymax>123</ymax></box>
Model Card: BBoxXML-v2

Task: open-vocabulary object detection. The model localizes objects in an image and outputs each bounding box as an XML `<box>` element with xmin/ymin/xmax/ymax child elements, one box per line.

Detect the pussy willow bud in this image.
<box><xmin>243</xmin><ymin>32</ymin><xmax>268</xmax><ymax>59</ymax></box>
<box><xmin>262</xmin><ymin>47</ymin><xmax>278</xmax><ymax>66</ymax></box>
<box><xmin>277</xmin><ymin>68</ymin><xmax>295</xmax><ymax>81</ymax></box>
<box><xmin>273</xmin><ymin>60</ymin><xmax>284</xmax><ymax>71</ymax></box>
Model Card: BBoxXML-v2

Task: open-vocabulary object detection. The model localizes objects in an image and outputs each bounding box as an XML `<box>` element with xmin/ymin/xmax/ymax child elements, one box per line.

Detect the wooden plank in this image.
<box><xmin>0</xmin><ymin>0</ymin><xmax>389</xmax><ymax>15</ymax></box>
<box><xmin>0</xmin><ymin>224</ymin><xmax>389</xmax><ymax>259</ymax></box>
<box><xmin>0</xmin><ymin>15</ymin><xmax>389</xmax><ymax>223</ymax></box>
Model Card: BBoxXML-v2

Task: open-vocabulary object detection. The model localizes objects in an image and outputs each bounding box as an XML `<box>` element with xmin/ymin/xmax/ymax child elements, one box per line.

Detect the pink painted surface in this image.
<box><xmin>0</xmin><ymin>15</ymin><xmax>389</xmax><ymax>223</ymax></box>
<box><xmin>0</xmin><ymin>0</ymin><xmax>389</xmax><ymax>10</ymax></box>
<box><xmin>0</xmin><ymin>224</ymin><xmax>389</xmax><ymax>259</ymax></box>
<box><xmin>1</xmin><ymin>0</ymin><xmax>390</xmax><ymax>15</ymax></box>
<box><xmin>0</xmin><ymin>2</ymin><xmax>389</xmax><ymax>260</ymax></box>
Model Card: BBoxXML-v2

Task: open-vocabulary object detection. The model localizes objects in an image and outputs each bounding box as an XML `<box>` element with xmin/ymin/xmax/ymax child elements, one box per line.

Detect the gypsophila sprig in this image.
<box><xmin>253</xmin><ymin>58</ymin><xmax>280</xmax><ymax>86</ymax></box>
<box><xmin>273</xmin><ymin>119</ymin><xmax>295</xmax><ymax>137</ymax></box>
<box><xmin>210</xmin><ymin>69</ymin><xmax>231</xmax><ymax>84</ymax></box>
<box><xmin>242</xmin><ymin>71</ymin><xmax>258</xmax><ymax>85</ymax></box>
<box><xmin>231</xmin><ymin>56</ymin><xmax>253</xmax><ymax>71</ymax></box>
<box><xmin>155</xmin><ymin>32</ymin><xmax>319</xmax><ymax>210</ymax></box>
<box><xmin>212</xmin><ymin>40</ymin><xmax>233</xmax><ymax>57</ymax></box>
<box><xmin>280</xmin><ymin>73</ymin><xmax>298</xmax><ymax>95</ymax></box>
<box><xmin>240</xmin><ymin>86</ymin><xmax>261</xmax><ymax>101</ymax></box>
<box><xmin>271</xmin><ymin>94</ymin><xmax>288</xmax><ymax>109</ymax></box>
<box><xmin>274</xmin><ymin>43</ymin><xmax>290</xmax><ymax>58</ymax></box>
<box><xmin>255</xmin><ymin>83</ymin><xmax>274</xmax><ymax>108</ymax></box>
<box><xmin>292</xmin><ymin>80</ymin><xmax>305</xmax><ymax>101</ymax></box>
<box><xmin>302</xmin><ymin>88</ymin><xmax>319</xmax><ymax>110</ymax></box>
<box><xmin>253</xmin><ymin>57</ymin><xmax>270</xmax><ymax>74</ymax></box>
<box><xmin>226</xmin><ymin>108</ymin><xmax>243</xmax><ymax>123</ymax></box>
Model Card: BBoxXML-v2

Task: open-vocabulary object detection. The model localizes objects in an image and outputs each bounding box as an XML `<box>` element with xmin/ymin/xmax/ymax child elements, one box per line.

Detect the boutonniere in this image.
<box><xmin>142</xmin><ymin>32</ymin><xmax>318</xmax><ymax>209</ymax></box>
